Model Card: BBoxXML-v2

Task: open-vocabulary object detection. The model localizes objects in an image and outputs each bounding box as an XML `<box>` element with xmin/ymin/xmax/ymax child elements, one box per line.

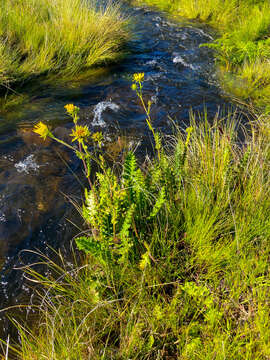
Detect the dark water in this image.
<box><xmin>0</xmin><ymin>3</ymin><xmax>234</xmax><ymax>337</ymax></box>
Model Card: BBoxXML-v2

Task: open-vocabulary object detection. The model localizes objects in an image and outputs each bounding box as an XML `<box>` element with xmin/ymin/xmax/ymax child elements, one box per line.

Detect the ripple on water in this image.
<box><xmin>172</xmin><ymin>54</ymin><xmax>199</xmax><ymax>71</ymax></box>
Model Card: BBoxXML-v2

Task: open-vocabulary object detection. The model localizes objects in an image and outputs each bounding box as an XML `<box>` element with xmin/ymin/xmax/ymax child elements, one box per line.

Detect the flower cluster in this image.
<box><xmin>133</xmin><ymin>73</ymin><xmax>144</xmax><ymax>83</ymax></box>
<box><xmin>64</xmin><ymin>104</ymin><xmax>80</xmax><ymax>115</ymax></box>
<box><xmin>33</xmin><ymin>105</ymin><xmax>105</xmax><ymax>152</ymax></box>
<box><xmin>131</xmin><ymin>73</ymin><xmax>145</xmax><ymax>91</ymax></box>
<box><xmin>92</xmin><ymin>132</ymin><xmax>104</xmax><ymax>147</ymax></box>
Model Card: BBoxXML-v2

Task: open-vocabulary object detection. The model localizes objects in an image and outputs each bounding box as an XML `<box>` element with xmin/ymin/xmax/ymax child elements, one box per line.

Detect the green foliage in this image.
<box><xmin>148</xmin><ymin>186</ymin><xmax>165</xmax><ymax>219</ymax></box>
<box><xmin>13</xmin><ymin>112</ymin><xmax>270</xmax><ymax>359</ymax></box>
<box><xmin>78</xmin><ymin>150</ymin><xmax>168</xmax><ymax>265</ymax></box>
<box><xmin>9</xmin><ymin>77</ymin><xmax>270</xmax><ymax>359</ymax></box>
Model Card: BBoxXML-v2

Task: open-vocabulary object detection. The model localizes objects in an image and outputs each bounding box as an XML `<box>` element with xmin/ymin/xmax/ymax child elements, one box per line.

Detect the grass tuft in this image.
<box><xmin>0</xmin><ymin>0</ymin><xmax>128</xmax><ymax>87</ymax></box>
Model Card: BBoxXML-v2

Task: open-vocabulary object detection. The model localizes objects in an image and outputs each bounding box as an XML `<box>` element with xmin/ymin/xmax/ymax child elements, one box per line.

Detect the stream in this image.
<box><xmin>0</xmin><ymin>3</ymin><xmax>238</xmax><ymax>337</ymax></box>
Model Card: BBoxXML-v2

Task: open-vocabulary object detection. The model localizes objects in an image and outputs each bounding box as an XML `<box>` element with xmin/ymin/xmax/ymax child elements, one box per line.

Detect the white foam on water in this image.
<box><xmin>172</xmin><ymin>55</ymin><xmax>198</xmax><ymax>71</ymax></box>
<box><xmin>92</xmin><ymin>101</ymin><xmax>120</xmax><ymax>127</ymax></box>
<box><xmin>151</xmin><ymin>95</ymin><xmax>158</xmax><ymax>104</ymax></box>
<box><xmin>104</xmin><ymin>135</ymin><xmax>112</xmax><ymax>142</ymax></box>
<box><xmin>146</xmin><ymin>59</ymin><xmax>157</xmax><ymax>66</ymax></box>
<box><xmin>0</xmin><ymin>211</ymin><xmax>6</xmax><ymax>222</ymax></box>
<box><xmin>14</xmin><ymin>154</ymin><xmax>40</xmax><ymax>174</ymax></box>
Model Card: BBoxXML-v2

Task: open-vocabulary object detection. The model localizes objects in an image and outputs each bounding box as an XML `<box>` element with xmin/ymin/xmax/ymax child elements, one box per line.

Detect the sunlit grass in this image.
<box><xmin>4</xmin><ymin>106</ymin><xmax>270</xmax><ymax>359</ymax></box>
<box><xmin>0</xmin><ymin>0</ymin><xmax>128</xmax><ymax>87</ymax></box>
<box><xmin>220</xmin><ymin>59</ymin><xmax>270</xmax><ymax>111</ymax></box>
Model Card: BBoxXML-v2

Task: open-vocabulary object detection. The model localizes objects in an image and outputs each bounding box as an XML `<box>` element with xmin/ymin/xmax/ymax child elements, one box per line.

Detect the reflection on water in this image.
<box><xmin>0</xmin><ymin>2</ymin><xmax>237</xmax><ymax>337</ymax></box>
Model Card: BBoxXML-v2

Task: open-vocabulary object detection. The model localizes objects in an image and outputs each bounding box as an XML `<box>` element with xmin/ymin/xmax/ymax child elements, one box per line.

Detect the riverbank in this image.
<box><xmin>4</xmin><ymin>75</ymin><xmax>270</xmax><ymax>359</ymax></box>
<box><xmin>0</xmin><ymin>0</ymin><xmax>128</xmax><ymax>88</ymax></box>
<box><xmin>135</xmin><ymin>0</ymin><xmax>270</xmax><ymax>112</ymax></box>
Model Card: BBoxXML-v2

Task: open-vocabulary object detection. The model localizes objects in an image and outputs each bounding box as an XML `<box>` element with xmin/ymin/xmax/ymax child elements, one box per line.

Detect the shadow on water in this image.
<box><xmin>0</xmin><ymin>2</ymin><xmax>245</xmax><ymax>340</ymax></box>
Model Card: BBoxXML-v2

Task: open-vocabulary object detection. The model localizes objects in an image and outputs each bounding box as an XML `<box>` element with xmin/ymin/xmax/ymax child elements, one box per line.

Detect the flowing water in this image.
<box><xmin>0</xmin><ymin>3</ymin><xmax>237</xmax><ymax>337</ymax></box>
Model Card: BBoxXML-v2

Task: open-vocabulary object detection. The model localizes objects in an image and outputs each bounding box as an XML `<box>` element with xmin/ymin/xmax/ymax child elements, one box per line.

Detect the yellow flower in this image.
<box><xmin>33</xmin><ymin>122</ymin><xmax>50</xmax><ymax>140</ymax></box>
<box><xmin>70</xmin><ymin>125</ymin><xmax>90</xmax><ymax>142</ymax></box>
<box><xmin>92</xmin><ymin>131</ymin><xmax>103</xmax><ymax>146</ymax></box>
<box><xmin>133</xmin><ymin>73</ymin><xmax>144</xmax><ymax>83</ymax></box>
<box><xmin>131</xmin><ymin>83</ymin><xmax>137</xmax><ymax>91</ymax></box>
<box><xmin>64</xmin><ymin>104</ymin><xmax>80</xmax><ymax>115</ymax></box>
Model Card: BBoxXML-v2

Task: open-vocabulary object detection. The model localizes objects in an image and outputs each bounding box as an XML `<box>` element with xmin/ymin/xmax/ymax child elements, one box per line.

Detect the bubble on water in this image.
<box><xmin>92</xmin><ymin>101</ymin><xmax>119</xmax><ymax>127</ymax></box>
<box><xmin>2</xmin><ymin>155</ymin><xmax>14</xmax><ymax>162</ymax></box>
<box><xmin>172</xmin><ymin>55</ymin><xmax>198</xmax><ymax>71</ymax></box>
<box><xmin>14</xmin><ymin>154</ymin><xmax>39</xmax><ymax>174</ymax></box>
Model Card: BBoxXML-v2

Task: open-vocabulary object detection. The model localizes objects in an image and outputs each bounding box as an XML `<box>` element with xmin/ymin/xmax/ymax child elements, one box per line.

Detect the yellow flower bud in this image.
<box><xmin>64</xmin><ymin>104</ymin><xmax>80</xmax><ymax>115</ymax></box>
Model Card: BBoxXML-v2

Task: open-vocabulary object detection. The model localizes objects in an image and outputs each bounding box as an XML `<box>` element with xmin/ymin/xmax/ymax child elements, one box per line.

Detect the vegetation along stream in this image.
<box><xmin>0</xmin><ymin>1</ymin><xmax>243</xmax><ymax>340</ymax></box>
